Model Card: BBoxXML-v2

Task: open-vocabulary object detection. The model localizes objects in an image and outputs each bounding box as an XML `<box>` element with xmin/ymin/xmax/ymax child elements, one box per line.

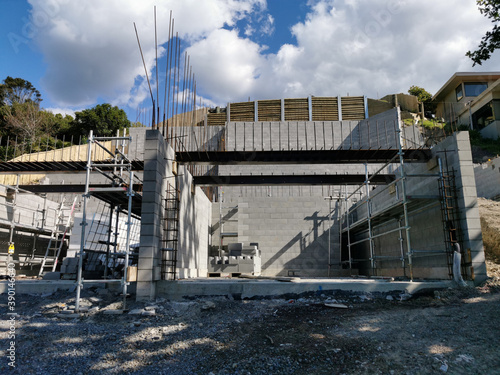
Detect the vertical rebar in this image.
<box><xmin>154</xmin><ymin>6</ymin><xmax>159</xmax><ymax>131</ymax></box>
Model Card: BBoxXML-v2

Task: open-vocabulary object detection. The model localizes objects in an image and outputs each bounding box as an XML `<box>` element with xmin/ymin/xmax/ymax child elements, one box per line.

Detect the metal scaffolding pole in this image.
<box><xmin>396</xmin><ymin>111</ymin><xmax>413</xmax><ymax>281</ymax></box>
<box><xmin>324</xmin><ymin>195</ymin><xmax>334</xmax><ymax>277</ymax></box>
<box><xmin>365</xmin><ymin>163</ymin><xmax>375</xmax><ymax>273</ymax></box>
<box><xmin>75</xmin><ymin>131</ymin><xmax>135</xmax><ymax>312</ymax></box>
<box><xmin>345</xmin><ymin>184</ymin><xmax>352</xmax><ymax>272</ymax></box>
<box><xmin>75</xmin><ymin>130</ymin><xmax>93</xmax><ymax>312</ymax></box>
<box><xmin>122</xmin><ymin>171</ymin><xmax>134</xmax><ymax>310</ymax></box>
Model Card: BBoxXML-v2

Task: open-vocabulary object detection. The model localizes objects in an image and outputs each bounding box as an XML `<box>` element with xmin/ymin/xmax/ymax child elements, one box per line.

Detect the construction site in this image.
<box><xmin>1</xmin><ymin>94</ymin><xmax>500</xmax><ymax>375</ymax></box>
<box><xmin>1</xmin><ymin>11</ymin><xmax>499</xmax><ymax>373</ymax></box>
<box><xmin>0</xmin><ymin>92</ymin><xmax>488</xmax><ymax>297</ymax></box>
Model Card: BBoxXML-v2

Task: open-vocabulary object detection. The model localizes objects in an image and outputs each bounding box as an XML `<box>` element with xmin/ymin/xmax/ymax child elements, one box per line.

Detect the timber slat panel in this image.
<box><xmin>230</xmin><ymin>102</ymin><xmax>255</xmax><ymax>122</ymax></box>
<box><xmin>258</xmin><ymin>99</ymin><xmax>281</xmax><ymax>121</ymax></box>
<box><xmin>284</xmin><ymin>98</ymin><xmax>309</xmax><ymax>121</ymax></box>
<box><xmin>207</xmin><ymin>113</ymin><xmax>226</xmax><ymax>126</ymax></box>
<box><xmin>211</xmin><ymin>96</ymin><xmax>365</xmax><ymax>125</ymax></box>
<box><xmin>341</xmin><ymin>96</ymin><xmax>365</xmax><ymax>120</ymax></box>
<box><xmin>312</xmin><ymin>97</ymin><xmax>339</xmax><ymax>121</ymax></box>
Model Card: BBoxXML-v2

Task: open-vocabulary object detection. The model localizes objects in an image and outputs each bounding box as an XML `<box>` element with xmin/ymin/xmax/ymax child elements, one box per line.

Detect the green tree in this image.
<box><xmin>43</xmin><ymin>112</ymin><xmax>75</xmax><ymax>139</ymax></box>
<box><xmin>408</xmin><ymin>86</ymin><xmax>433</xmax><ymax>103</ymax></box>
<box><xmin>72</xmin><ymin>104</ymin><xmax>131</xmax><ymax>138</ymax></box>
<box><xmin>0</xmin><ymin>76</ymin><xmax>42</xmax><ymax>105</ymax></box>
<box><xmin>466</xmin><ymin>0</ymin><xmax>500</xmax><ymax>66</ymax></box>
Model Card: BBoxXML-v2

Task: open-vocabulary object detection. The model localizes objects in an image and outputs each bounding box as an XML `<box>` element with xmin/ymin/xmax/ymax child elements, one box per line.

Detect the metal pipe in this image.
<box><xmin>396</xmin><ymin>109</ymin><xmax>413</xmax><ymax>281</ymax></box>
<box><xmin>122</xmin><ymin>171</ymin><xmax>134</xmax><ymax>310</ymax></box>
<box><xmin>75</xmin><ymin>130</ymin><xmax>93</xmax><ymax>312</ymax></box>
<box><xmin>365</xmin><ymin>163</ymin><xmax>375</xmax><ymax>272</ymax></box>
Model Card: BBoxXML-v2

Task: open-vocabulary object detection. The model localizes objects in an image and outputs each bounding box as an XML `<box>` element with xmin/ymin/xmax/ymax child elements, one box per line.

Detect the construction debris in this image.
<box><xmin>3</xmin><ymin>282</ymin><xmax>499</xmax><ymax>374</ymax></box>
<box><xmin>324</xmin><ymin>302</ymin><xmax>348</xmax><ymax>309</ymax></box>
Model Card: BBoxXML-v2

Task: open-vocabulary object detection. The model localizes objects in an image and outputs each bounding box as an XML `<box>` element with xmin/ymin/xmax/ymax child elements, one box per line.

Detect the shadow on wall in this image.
<box><xmin>210</xmin><ymin>205</ymin><xmax>238</xmax><ymax>234</ymax></box>
<box><xmin>262</xmin><ymin>207</ymin><xmax>338</xmax><ymax>277</ymax></box>
<box><xmin>281</xmin><ymin>229</ymin><xmax>331</xmax><ymax>277</ymax></box>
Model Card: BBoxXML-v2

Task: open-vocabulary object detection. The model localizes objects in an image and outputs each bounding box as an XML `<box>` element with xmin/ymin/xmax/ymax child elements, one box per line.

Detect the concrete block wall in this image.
<box><xmin>138</xmin><ymin>129</ymin><xmax>211</xmax><ymax>299</ymax></box>
<box><xmin>209</xmin><ymin>111</ymin><xmax>404</xmax><ymax>278</ymax></box>
<box><xmin>216</xmin><ymin>164</ymin><xmax>388</xmax><ymax>203</ymax></box>
<box><xmin>128</xmin><ymin>127</ymin><xmax>146</xmax><ymax>160</ymax></box>
<box><xmin>151</xmin><ymin>108</ymin><xmax>420</xmax><ymax>154</ymax></box>
<box><xmin>236</xmin><ymin>196</ymin><xmax>340</xmax><ymax>277</ymax></box>
<box><xmin>474</xmin><ymin>156</ymin><xmax>500</xmax><ymax>199</ymax></box>
<box><xmin>176</xmin><ymin>164</ymin><xmax>211</xmax><ymax>278</ymax></box>
<box><xmin>155</xmin><ymin>125</ymin><xmax>225</xmax><ymax>152</ymax></box>
<box><xmin>223</xmin><ymin>108</ymin><xmax>422</xmax><ymax>152</ymax></box>
<box><xmin>447</xmin><ymin>132</ymin><xmax>486</xmax><ymax>284</ymax></box>
<box><xmin>225</xmin><ymin>120</ymin><xmax>362</xmax><ymax>151</ymax></box>
<box><xmin>137</xmin><ymin>130</ymin><xmax>170</xmax><ymax>301</ymax></box>
<box><xmin>211</xmin><ymin>201</ymin><xmax>239</xmax><ymax>252</ymax></box>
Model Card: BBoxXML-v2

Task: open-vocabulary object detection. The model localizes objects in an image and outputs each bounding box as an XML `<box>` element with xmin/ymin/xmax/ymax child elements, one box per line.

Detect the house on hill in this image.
<box><xmin>432</xmin><ymin>72</ymin><xmax>500</xmax><ymax>139</ymax></box>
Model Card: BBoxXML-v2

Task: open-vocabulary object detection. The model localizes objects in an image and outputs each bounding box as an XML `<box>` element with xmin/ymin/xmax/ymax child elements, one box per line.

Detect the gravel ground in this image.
<box><xmin>1</xmin><ymin>274</ymin><xmax>500</xmax><ymax>375</ymax></box>
<box><xmin>1</xmin><ymin>198</ymin><xmax>498</xmax><ymax>374</ymax></box>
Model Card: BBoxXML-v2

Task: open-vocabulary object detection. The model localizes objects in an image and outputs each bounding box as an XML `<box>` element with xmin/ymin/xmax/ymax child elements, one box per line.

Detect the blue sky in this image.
<box><xmin>1</xmin><ymin>0</ymin><xmax>499</xmax><ymax>124</ymax></box>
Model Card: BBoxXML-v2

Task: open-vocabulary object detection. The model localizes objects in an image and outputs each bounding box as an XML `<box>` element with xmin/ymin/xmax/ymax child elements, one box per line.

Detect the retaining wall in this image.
<box><xmin>474</xmin><ymin>156</ymin><xmax>500</xmax><ymax>199</ymax></box>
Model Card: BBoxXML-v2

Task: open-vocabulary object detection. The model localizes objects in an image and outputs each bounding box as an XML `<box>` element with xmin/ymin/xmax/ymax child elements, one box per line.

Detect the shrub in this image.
<box><xmin>480</xmin><ymin>217</ymin><xmax>500</xmax><ymax>262</ymax></box>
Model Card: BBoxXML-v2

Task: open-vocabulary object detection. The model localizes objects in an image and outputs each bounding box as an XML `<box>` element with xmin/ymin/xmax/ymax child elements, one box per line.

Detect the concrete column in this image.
<box><xmin>137</xmin><ymin>130</ymin><xmax>171</xmax><ymax>301</ymax></box>
<box><xmin>453</xmin><ymin>132</ymin><xmax>487</xmax><ymax>284</ymax></box>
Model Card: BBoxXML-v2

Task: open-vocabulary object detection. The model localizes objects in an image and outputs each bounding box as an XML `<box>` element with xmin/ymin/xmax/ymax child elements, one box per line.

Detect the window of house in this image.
<box><xmin>472</xmin><ymin>101</ymin><xmax>494</xmax><ymax>130</ymax></box>
<box><xmin>464</xmin><ymin>82</ymin><xmax>488</xmax><ymax>97</ymax></box>
<box><xmin>455</xmin><ymin>84</ymin><xmax>463</xmax><ymax>101</ymax></box>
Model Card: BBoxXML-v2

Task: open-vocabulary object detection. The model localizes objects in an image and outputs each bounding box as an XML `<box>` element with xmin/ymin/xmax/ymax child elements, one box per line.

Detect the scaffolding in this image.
<box><xmin>341</xmin><ymin>117</ymin><xmax>462</xmax><ymax>281</ymax></box>
<box><xmin>75</xmin><ymin>130</ymin><xmax>136</xmax><ymax>311</ymax></box>
<box><xmin>0</xmin><ymin>179</ymin><xmax>71</xmax><ymax>274</ymax></box>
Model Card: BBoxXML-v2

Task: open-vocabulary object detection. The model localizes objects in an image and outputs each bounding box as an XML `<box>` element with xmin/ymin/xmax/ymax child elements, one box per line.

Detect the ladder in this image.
<box><xmin>38</xmin><ymin>197</ymin><xmax>77</xmax><ymax>276</ymax></box>
<box><xmin>161</xmin><ymin>180</ymin><xmax>180</xmax><ymax>280</ymax></box>
<box><xmin>438</xmin><ymin>167</ymin><xmax>464</xmax><ymax>279</ymax></box>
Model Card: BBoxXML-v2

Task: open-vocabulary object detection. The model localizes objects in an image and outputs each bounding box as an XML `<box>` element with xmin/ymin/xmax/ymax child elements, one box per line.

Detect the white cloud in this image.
<box><xmin>187</xmin><ymin>28</ymin><xmax>265</xmax><ymax>103</ymax></box>
<box><xmin>27</xmin><ymin>0</ymin><xmax>500</xmax><ymax>114</ymax></box>
<box><xmin>182</xmin><ymin>0</ymin><xmax>500</xmax><ymax>105</ymax></box>
<box><xmin>258</xmin><ymin>0</ymin><xmax>499</xmax><ymax>100</ymax></box>
<box><xmin>27</xmin><ymin>0</ymin><xmax>266</xmax><ymax>108</ymax></box>
<box><xmin>44</xmin><ymin>107</ymin><xmax>77</xmax><ymax>117</ymax></box>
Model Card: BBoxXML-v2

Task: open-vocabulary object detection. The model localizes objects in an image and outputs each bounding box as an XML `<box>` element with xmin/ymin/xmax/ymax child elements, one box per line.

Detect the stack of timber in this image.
<box><xmin>312</xmin><ymin>97</ymin><xmax>339</xmax><ymax>121</ymax></box>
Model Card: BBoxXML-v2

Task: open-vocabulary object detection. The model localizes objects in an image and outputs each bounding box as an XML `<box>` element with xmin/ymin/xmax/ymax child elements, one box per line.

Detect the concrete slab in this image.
<box><xmin>0</xmin><ymin>280</ymin><xmax>136</xmax><ymax>295</ymax></box>
<box><xmin>1</xmin><ymin>278</ymin><xmax>458</xmax><ymax>301</ymax></box>
<box><xmin>156</xmin><ymin>277</ymin><xmax>458</xmax><ymax>301</ymax></box>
